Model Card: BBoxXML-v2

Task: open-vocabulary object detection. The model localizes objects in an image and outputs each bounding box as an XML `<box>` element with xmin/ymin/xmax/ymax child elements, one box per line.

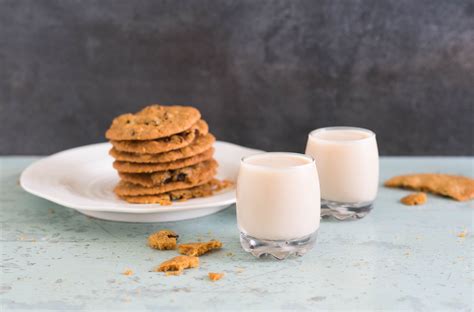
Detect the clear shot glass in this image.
<box><xmin>306</xmin><ymin>127</ymin><xmax>379</xmax><ymax>220</ymax></box>
<box><xmin>236</xmin><ymin>152</ymin><xmax>320</xmax><ymax>260</ymax></box>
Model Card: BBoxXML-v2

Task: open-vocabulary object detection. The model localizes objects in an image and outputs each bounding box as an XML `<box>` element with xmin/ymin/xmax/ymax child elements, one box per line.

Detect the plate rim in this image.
<box><xmin>20</xmin><ymin>141</ymin><xmax>262</xmax><ymax>214</ymax></box>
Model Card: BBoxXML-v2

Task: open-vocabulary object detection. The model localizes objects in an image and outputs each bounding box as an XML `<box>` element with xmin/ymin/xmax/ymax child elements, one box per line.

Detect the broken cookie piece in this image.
<box><xmin>148</xmin><ymin>230</ymin><xmax>179</xmax><ymax>250</ymax></box>
<box><xmin>155</xmin><ymin>255</ymin><xmax>199</xmax><ymax>275</ymax></box>
<box><xmin>208</xmin><ymin>272</ymin><xmax>224</xmax><ymax>281</ymax></box>
<box><xmin>401</xmin><ymin>192</ymin><xmax>427</xmax><ymax>206</ymax></box>
<box><xmin>178</xmin><ymin>240</ymin><xmax>223</xmax><ymax>257</ymax></box>
<box><xmin>384</xmin><ymin>173</ymin><xmax>474</xmax><ymax>201</ymax></box>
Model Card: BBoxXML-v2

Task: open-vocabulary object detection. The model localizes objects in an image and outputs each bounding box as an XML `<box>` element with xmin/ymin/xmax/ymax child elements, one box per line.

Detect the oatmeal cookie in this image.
<box><xmin>105</xmin><ymin>105</ymin><xmax>201</xmax><ymax>141</ymax></box>
<box><xmin>114</xmin><ymin>170</ymin><xmax>216</xmax><ymax>196</ymax></box>
<box><xmin>110</xmin><ymin>120</ymin><xmax>208</xmax><ymax>154</ymax></box>
<box><xmin>119</xmin><ymin>159</ymin><xmax>218</xmax><ymax>187</ymax></box>
<box><xmin>113</xmin><ymin>148</ymin><xmax>214</xmax><ymax>173</ymax></box>
<box><xmin>109</xmin><ymin>134</ymin><xmax>215</xmax><ymax>163</ymax></box>
<box><xmin>118</xmin><ymin>179</ymin><xmax>231</xmax><ymax>204</ymax></box>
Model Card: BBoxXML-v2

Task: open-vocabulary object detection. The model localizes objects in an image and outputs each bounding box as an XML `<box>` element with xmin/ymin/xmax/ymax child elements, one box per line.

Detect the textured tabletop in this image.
<box><xmin>1</xmin><ymin>157</ymin><xmax>473</xmax><ymax>311</ymax></box>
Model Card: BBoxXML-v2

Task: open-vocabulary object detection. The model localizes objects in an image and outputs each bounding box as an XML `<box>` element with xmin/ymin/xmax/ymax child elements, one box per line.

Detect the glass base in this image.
<box><xmin>239</xmin><ymin>230</ymin><xmax>318</xmax><ymax>260</ymax></box>
<box><xmin>321</xmin><ymin>199</ymin><xmax>373</xmax><ymax>220</ymax></box>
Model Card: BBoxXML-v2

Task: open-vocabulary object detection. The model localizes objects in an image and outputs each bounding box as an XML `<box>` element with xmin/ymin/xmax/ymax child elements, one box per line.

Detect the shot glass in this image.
<box><xmin>236</xmin><ymin>152</ymin><xmax>320</xmax><ymax>260</ymax></box>
<box><xmin>305</xmin><ymin>127</ymin><xmax>379</xmax><ymax>220</ymax></box>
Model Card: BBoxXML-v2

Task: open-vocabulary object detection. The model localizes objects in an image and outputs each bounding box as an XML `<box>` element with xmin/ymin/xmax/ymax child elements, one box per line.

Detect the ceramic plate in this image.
<box><xmin>20</xmin><ymin>141</ymin><xmax>262</xmax><ymax>222</ymax></box>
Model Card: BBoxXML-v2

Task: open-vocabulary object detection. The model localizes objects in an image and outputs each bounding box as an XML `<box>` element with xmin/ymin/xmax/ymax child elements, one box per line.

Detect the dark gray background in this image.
<box><xmin>1</xmin><ymin>0</ymin><xmax>473</xmax><ymax>155</ymax></box>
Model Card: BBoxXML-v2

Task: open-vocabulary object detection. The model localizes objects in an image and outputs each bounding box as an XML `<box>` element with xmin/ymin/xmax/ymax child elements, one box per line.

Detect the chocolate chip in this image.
<box><xmin>177</xmin><ymin>173</ymin><xmax>187</xmax><ymax>181</ymax></box>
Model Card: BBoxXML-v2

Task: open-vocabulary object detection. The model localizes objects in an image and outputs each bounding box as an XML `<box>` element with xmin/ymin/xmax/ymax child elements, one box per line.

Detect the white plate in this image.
<box><xmin>20</xmin><ymin>141</ymin><xmax>262</xmax><ymax>222</ymax></box>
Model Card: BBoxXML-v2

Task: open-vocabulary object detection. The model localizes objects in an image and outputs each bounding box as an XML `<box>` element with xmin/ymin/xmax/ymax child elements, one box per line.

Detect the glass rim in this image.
<box><xmin>241</xmin><ymin>152</ymin><xmax>315</xmax><ymax>170</ymax></box>
<box><xmin>308</xmin><ymin>126</ymin><xmax>376</xmax><ymax>143</ymax></box>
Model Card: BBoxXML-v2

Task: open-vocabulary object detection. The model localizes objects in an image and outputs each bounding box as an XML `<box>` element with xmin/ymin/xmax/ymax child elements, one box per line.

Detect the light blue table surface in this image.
<box><xmin>0</xmin><ymin>157</ymin><xmax>473</xmax><ymax>311</ymax></box>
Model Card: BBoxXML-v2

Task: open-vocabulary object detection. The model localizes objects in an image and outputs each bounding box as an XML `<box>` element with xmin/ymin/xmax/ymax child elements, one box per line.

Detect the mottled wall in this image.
<box><xmin>1</xmin><ymin>0</ymin><xmax>473</xmax><ymax>155</ymax></box>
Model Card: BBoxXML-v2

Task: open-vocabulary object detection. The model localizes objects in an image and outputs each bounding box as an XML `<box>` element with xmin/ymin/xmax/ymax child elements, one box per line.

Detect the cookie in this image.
<box><xmin>119</xmin><ymin>159</ymin><xmax>218</xmax><ymax>187</ymax></box>
<box><xmin>109</xmin><ymin>133</ymin><xmax>215</xmax><ymax>163</ymax></box>
<box><xmin>400</xmin><ymin>192</ymin><xmax>427</xmax><ymax>206</ymax></box>
<box><xmin>110</xmin><ymin>120</ymin><xmax>209</xmax><ymax>154</ymax></box>
<box><xmin>105</xmin><ymin>105</ymin><xmax>201</xmax><ymax>141</ymax></box>
<box><xmin>113</xmin><ymin>148</ymin><xmax>214</xmax><ymax>173</ymax></box>
<box><xmin>148</xmin><ymin>230</ymin><xmax>179</xmax><ymax>250</ymax></box>
<box><xmin>155</xmin><ymin>255</ymin><xmax>199</xmax><ymax>275</ymax></box>
<box><xmin>114</xmin><ymin>169</ymin><xmax>216</xmax><ymax>196</ymax></box>
<box><xmin>118</xmin><ymin>179</ymin><xmax>232</xmax><ymax>204</ymax></box>
<box><xmin>178</xmin><ymin>240</ymin><xmax>222</xmax><ymax>257</ymax></box>
<box><xmin>385</xmin><ymin>174</ymin><xmax>474</xmax><ymax>201</ymax></box>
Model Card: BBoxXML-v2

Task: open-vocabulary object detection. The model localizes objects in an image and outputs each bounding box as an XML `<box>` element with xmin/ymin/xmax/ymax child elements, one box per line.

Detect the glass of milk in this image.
<box><xmin>305</xmin><ymin>127</ymin><xmax>379</xmax><ymax>220</ymax></box>
<box><xmin>236</xmin><ymin>152</ymin><xmax>320</xmax><ymax>259</ymax></box>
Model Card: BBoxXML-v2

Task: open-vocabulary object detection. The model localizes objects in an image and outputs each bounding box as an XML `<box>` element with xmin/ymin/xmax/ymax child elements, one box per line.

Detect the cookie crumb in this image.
<box><xmin>148</xmin><ymin>230</ymin><xmax>179</xmax><ymax>250</ymax></box>
<box><xmin>208</xmin><ymin>272</ymin><xmax>224</xmax><ymax>281</ymax></box>
<box><xmin>178</xmin><ymin>240</ymin><xmax>222</xmax><ymax>256</ymax></box>
<box><xmin>457</xmin><ymin>230</ymin><xmax>468</xmax><ymax>238</ymax></box>
<box><xmin>401</xmin><ymin>192</ymin><xmax>427</xmax><ymax>205</ymax></box>
<box><xmin>214</xmin><ymin>179</ymin><xmax>234</xmax><ymax>192</ymax></box>
<box><xmin>122</xmin><ymin>269</ymin><xmax>134</xmax><ymax>276</ymax></box>
<box><xmin>155</xmin><ymin>256</ymin><xmax>199</xmax><ymax>275</ymax></box>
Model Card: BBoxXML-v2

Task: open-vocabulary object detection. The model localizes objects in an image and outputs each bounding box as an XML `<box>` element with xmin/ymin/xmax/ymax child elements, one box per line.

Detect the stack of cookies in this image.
<box><xmin>106</xmin><ymin>105</ymin><xmax>228</xmax><ymax>205</ymax></box>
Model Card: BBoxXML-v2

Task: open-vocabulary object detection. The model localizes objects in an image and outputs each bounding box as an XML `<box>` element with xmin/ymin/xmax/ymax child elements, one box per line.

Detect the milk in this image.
<box><xmin>236</xmin><ymin>153</ymin><xmax>320</xmax><ymax>241</ymax></box>
<box><xmin>305</xmin><ymin>127</ymin><xmax>379</xmax><ymax>203</ymax></box>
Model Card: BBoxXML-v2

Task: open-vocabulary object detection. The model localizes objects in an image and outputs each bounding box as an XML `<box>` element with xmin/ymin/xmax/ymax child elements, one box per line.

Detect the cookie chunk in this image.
<box><xmin>114</xmin><ymin>169</ymin><xmax>216</xmax><ymax>196</ymax></box>
<box><xmin>119</xmin><ymin>159</ymin><xmax>218</xmax><ymax>187</ymax></box>
<box><xmin>400</xmin><ymin>192</ymin><xmax>427</xmax><ymax>206</ymax></box>
<box><xmin>148</xmin><ymin>230</ymin><xmax>179</xmax><ymax>250</ymax></box>
<box><xmin>208</xmin><ymin>272</ymin><xmax>224</xmax><ymax>281</ymax></box>
<box><xmin>178</xmin><ymin>240</ymin><xmax>222</xmax><ymax>257</ymax></box>
<box><xmin>113</xmin><ymin>148</ymin><xmax>214</xmax><ymax>173</ymax></box>
<box><xmin>118</xmin><ymin>179</ymin><xmax>232</xmax><ymax>204</ymax></box>
<box><xmin>155</xmin><ymin>256</ymin><xmax>199</xmax><ymax>275</ymax></box>
<box><xmin>105</xmin><ymin>105</ymin><xmax>201</xmax><ymax>141</ymax></box>
<box><xmin>111</xmin><ymin>120</ymin><xmax>208</xmax><ymax>154</ymax></box>
<box><xmin>385</xmin><ymin>174</ymin><xmax>474</xmax><ymax>201</ymax></box>
<box><xmin>109</xmin><ymin>134</ymin><xmax>215</xmax><ymax>164</ymax></box>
